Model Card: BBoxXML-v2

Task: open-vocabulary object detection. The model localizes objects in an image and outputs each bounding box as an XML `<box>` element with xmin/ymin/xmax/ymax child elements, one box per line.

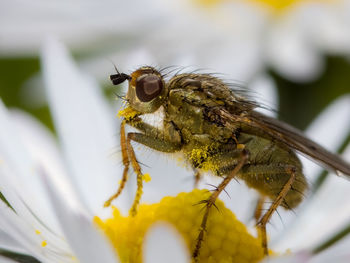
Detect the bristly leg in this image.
<box><xmin>194</xmin><ymin>170</ymin><xmax>202</xmax><ymax>189</ymax></box>
<box><xmin>104</xmin><ymin>120</ymin><xmax>130</xmax><ymax>207</ymax></box>
<box><xmin>256</xmin><ymin>166</ymin><xmax>296</xmax><ymax>255</ymax></box>
<box><xmin>126</xmin><ymin>132</ymin><xmax>145</xmax><ymax>216</ymax></box>
<box><xmin>192</xmin><ymin>150</ymin><xmax>248</xmax><ymax>261</ymax></box>
<box><xmin>254</xmin><ymin>196</ymin><xmax>266</xmax><ymax>224</ymax></box>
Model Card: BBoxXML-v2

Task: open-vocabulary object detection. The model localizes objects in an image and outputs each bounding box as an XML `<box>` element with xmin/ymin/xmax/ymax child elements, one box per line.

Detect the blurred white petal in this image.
<box><xmin>248</xmin><ymin>73</ymin><xmax>279</xmax><ymax>117</ymax></box>
<box><xmin>261</xmin><ymin>252</ymin><xmax>311</xmax><ymax>263</ymax></box>
<box><xmin>0</xmin><ymin>100</ymin><xmax>66</xmax><ymax>233</ymax></box>
<box><xmin>266</xmin><ymin>15</ymin><xmax>324</xmax><ymax>82</ymax></box>
<box><xmin>0</xmin><ymin>202</ymin><xmax>71</xmax><ymax>263</ymax></box>
<box><xmin>0</xmin><ymin>257</ymin><xmax>21</xmax><ymax>263</ymax></box>
<box><xmin>144</xmin><ymin>223</ymin><xmax>189</xmax><ymax>263</ymax></box>
<box><xmin>303</xmin><ymin>94</ymin><xmax>350</xmax><ymax>182</ymax></box>
<box><xmin>301</xmin><ymin>3</ymin><xmax>350</xmax><ymax>54</ymax></box>
<box><xmin>269</xmin><ymin>95</ymin><xmax>350</xmax><ymax>248</ymax></box>
<box><xmin>310</xmin><ymin>234</ymin><xmax>350</xmax><ymax>263</ymax></box>
<box><xmin>0</xmin><ymin>230</ymin><xmax>27</xmax><ymax>255</ymax></box>
<box><xmin>9</xmin><ymin>109</ymin><xmax>72</xmax><ymax>230</ymax></box>
<box><xmin>41</xmin><ymin>37</ymin><xmax>130</xmax><ymax>216</ymax></box>
<box><xmin>130</xmin><ymin>148</ymin><xmax>194</xmax><ymax>205</ymax></box>
<box><xmin>273</xmin><ymin>143</ymin><xmax>350</xmax><ymax>252</ymax></box>
<box><xmin>0</xmin><ymin>0</ymin><xmax>166</xmax><ymax>55</ymax></box>
<box><xmin>217</xmin><ymin>179</ymin><xmax>259</xmax><ymax>224</ymax></box>
<box><xmin>41</xmin><ymin>168</ymin><xmax>119</xmax><ymax>263</ymax></box>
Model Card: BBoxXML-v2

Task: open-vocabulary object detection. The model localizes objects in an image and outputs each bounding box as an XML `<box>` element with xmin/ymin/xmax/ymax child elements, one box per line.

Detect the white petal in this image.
<box><xmin>0</xmin><ymin>100</ymin><xmax>67</xmax><ymax>237</ymax></box>
<box><xmin>8</xmin><ymin>109</ymin><xmax>72</xmax><ymax>232</ymax></box>
<box><xmin>41</xmin><ymin>168</ymin><xmax>119</xmax><ymax>263</ymax></box>
<box><xmin>260</xmin><ymin>252</ymin><xmax>311</xmax><ymax>263</ymax></box>
<box><xmin>303</xmin><ymin>94</ymin><xmax>350</xmax><ymax>182</ymax></box>
<box><xmin>271</xmin><ymin>95</ymin><xmax>350</xmax><ymax>250</ymax></box>
<box><xmin>266</xmin><ymin>13</ymin><xmax>324</xmax><ymax>82</ymax></box>
<box><xmin>0</xmin><ymin>202</ymin><xmax>72</xmax><ymax>263</ymax></box>
<box><xmin>248</xmin><ymin>73</ymin><xmax>279</xmax><ymax>117</ymax></box>
<box><xmin>0</xmin><ymin>230</ymin><xmax>27</xmax><ymax>255</ymax></box>
<box><xmin>41</xmin><ymin>38</ymin><xmax>130</xmax><ymax>216</ymax></box>
<box><xmin>273</xmin><ymin>142</ymin><xmax>350</xmax><ymax>252</ymax></box>
<box><xmin>218</xmin><ymin>179</ymin><xmax>259</xmax><ymax>224</ymax></box>
<box><xmin>0</xmin><ymin>256</ymin><xmax>21</xmax><ymax>263</ymax></box>
<box><xmin>300</xmin><ymin>3</ymin><xmax>350</xmax><ymax>54</ymax></box>
<box><xmin>0</xmin><ymin>0</ymin><xmax>164</xmax><ymax>55</ymax></box>
<box><xmin>144</xmin><ymin>223</ymin><xmax>189</xmax><ymax>263</ymax></box>
<box><xmin>129</xmin><ymin>148</ymin><xmax>194</xmax><ymax>205</ymax></box>
<box><xmin>310</xmin><ymin>233</ymin><xmax>350</xmax><ymax>263</ymax></box>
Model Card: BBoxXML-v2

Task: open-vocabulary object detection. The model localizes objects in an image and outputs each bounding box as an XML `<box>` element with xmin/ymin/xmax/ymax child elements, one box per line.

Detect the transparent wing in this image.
<box><xmin>215</xmin><ymin>108</ymin><xmax>350</xmax><ymax>177</ymax></box>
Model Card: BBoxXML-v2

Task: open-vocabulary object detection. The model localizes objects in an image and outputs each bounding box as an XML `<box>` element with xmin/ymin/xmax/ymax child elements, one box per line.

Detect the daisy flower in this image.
<box><xmin>84</xmin><ymin>0</ymin><xmax>350</xmax><ymax>85</ymax></box>
<box><xmin>4</xmin><ymin>0</ymin><xmax>350</xmax><ymax>85</ymax></box>
<box><xmin>0</xmin><ymin>38</ymin><xmax>349</xmax><ymax>263</ymax></box>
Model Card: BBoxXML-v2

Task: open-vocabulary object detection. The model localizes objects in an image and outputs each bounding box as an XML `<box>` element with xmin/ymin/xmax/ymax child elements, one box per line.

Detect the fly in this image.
<box><xmin>104</xmin><ymin>66</ymin><xmax>350</xmax><ymax>259</ymax></box>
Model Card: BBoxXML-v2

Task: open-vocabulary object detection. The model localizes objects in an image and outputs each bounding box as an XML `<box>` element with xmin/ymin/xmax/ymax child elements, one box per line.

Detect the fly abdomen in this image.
<box><xmin>239</xmin><ymin>134</ymin><xmax>308</xmax><ymax>209</ymax></box>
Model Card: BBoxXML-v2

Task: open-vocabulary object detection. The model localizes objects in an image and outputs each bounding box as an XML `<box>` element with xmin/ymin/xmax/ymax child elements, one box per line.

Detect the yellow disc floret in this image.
<box><xmin>193</xmin><ymin>0</ymin><xmax>334</xmax><ymax>13</ymax></box>
<box><xmin>95</xmin><ymin>189</ymin><xmax>264</xmax><ymax>263</ymax></box>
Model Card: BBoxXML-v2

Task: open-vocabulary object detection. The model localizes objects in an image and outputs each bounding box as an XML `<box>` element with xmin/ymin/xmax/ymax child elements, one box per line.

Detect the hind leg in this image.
<box><xmin>192</xmin><ymin>150</ymin><xmax>248</xmax><ymax>261</ymax></box>
<box><xmin>256</xmin><ymin>166</ymin><xmax>296</xmax><ymax>255</ymax></box>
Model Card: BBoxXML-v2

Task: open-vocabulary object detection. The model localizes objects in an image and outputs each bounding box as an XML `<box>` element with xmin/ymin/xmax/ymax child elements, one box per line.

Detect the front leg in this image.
<box><xmin>105</xmin><ymin>117</ymin><xmax>182</xmax><ymax>213</ymax></box>
<box><xmin>127</xmin><ymin>117</ymin><xmax>183</xmax><ymax>152</ymax></box>
<box><xmin>126</xmin><ymin>131</ymin><xmax>182</xmax><ymax>216</ymax></box>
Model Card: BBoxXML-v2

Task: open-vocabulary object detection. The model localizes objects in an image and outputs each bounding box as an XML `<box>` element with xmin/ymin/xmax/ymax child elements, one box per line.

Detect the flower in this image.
<box><xmin>96</xmin><ymin>190</ymin><xmax>264</xmax><ymax>263</ymax></box>
<box><xmin>0</xmin><ymin>38</ymin><xmax>349</xmax><ymax>263</ymax></box>
<box><xmin>143</xmin><ymin>0</ymin><xmax>350</xmax><ymax>82</ymax></box>
<box><xmin>4</xmin><ymin>0</ymin><xmax>350</xmax><ymax>86</ymax></box>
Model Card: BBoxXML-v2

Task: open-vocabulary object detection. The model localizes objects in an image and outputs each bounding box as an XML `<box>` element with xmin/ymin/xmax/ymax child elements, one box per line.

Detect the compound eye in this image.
<box><xmin>135</xmin><ymin>74</ymin><xmax>163</xmax><ymax>102</ymax></box>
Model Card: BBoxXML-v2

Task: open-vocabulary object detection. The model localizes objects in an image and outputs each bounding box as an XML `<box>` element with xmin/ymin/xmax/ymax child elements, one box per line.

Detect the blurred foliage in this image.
<box><xmin>0</xmin><ymin>57</ymin><xmax>54</xmax><ymax>131</ymax></box>
<box><xmin>0</xmin><ymin>56</ymin><xmax>349</xmax><ymax>133</ymax></box>
<box><xmin>272</xmin><ymin>56</ymin><xmax>350</xmax><ymax>130</ymax></box>
<box><xmin>0</xmin><ymin>248</ymin><xmax>40</xmax><ymax>263</ymax></box>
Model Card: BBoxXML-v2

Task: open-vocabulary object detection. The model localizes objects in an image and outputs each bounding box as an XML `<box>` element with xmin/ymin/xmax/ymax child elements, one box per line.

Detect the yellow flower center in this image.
<box><xmin>249</xmin><ymin>0</ymin><xmax>333</xmax><ymax>11</ymax></box>
<box><xmin>95</xmin><ymin>189</ymin><xmax>265</xmax><ymax>263</ymax></box>
<box><xmin>194</xmin><ymin>0</ymin><xmax>335</xmax><ymax>12</ymax></box>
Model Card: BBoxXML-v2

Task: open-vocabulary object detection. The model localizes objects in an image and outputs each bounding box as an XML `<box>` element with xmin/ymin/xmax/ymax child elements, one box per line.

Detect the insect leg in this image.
<box><xmin>254</xmin><ymin>196</ymin><xmax>266</xmax><ymax>224</ymax></box>
<box><xmin>194</xmin><ymin>170</ymin><xmax>201</xmax><ymax>189</ymax></box>
<box><xmin>125</xmin><ymin>117</ymin><xmax>182</xmax><ymax>152</ymax></box>
<box><xmin>104</xmin><ymin>120</ymin><xmax>130</xmax><ymax>207</ymax></box>
<box><xmin>124</xmin><ymin>132</ymin><xmax>150</xmax><ymax>216</ymax></box>
<box><xmin>125</xmin><ymin>131</ymin><xmax>182</xmax><ymax>216</ymax></box>
<box><xmin>257</xmin><ymin>166</ymin><xmax>296</xmax><ymax>255</ymax></box>
<box><xmin>193</xmin><ymin>149</ymin><xmax>249</xmax><ymax>261</ymax></box>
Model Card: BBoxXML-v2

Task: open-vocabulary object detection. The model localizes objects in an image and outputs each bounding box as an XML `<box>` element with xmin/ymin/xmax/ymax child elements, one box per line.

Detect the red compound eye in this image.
<box><xmin>135</xmin><ymin>74</ymin><xmax>163</xmax><ymax>102</ymax></box>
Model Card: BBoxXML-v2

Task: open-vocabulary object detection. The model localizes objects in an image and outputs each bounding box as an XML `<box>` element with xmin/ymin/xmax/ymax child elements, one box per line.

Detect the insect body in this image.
<box><xmin>105</xmin><ymin>66</ymin><xmax>350</xmax><ymax>259</ymax></box>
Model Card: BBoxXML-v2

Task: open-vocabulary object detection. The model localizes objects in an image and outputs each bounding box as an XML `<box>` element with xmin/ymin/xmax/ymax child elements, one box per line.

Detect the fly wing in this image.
<box><xmin>214</xmin><ymin>108</ymin><xmax>350</xmax><ymax>177</ymax></box>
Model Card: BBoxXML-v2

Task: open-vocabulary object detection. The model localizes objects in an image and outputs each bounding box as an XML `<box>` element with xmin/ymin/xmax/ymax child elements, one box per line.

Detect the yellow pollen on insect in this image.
<box><xmin>95</xmin><ymin>189</ymin><xmax>265</xmax><ymax>263</ymax></box>
<box><xmin>143</xmin><ymin>173</ymin><xmax>152</xmax><ymax>182</ymax></box>
<box><xmin>117</xmin><ymin>106</ymin><xmax>141</xmax><ymax>121</ymax></box>
<box><xmin>237</xmin><ymin>144</ymin><xmax>245</xmax><ymax>149</ymax></box>
<box><xmin>187</xmin><ymin>144</ymin><xmax>219</xmax><ymax>172</ymax></box>
<box><xmin>41</xmin><ymin>241</ymin><xmax>47</xmax><ymax>247</ymax></box>
<box><xmin>35</xmin><ymin>229</ymin><xmax>41</xmax><ymax>235</ymax></box>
